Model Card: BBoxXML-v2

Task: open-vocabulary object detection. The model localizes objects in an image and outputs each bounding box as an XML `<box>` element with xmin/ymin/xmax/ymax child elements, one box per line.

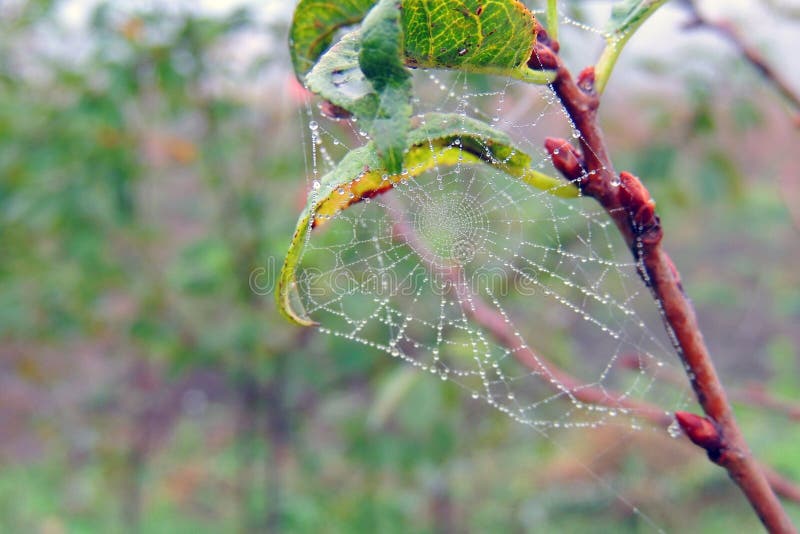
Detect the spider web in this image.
<box><xmin>285</xmin><ymin>6</ymin><xmax>702</xmax><ymax>529</ymax></box>
<box><xmin>295</xmin><ymin>61</ymin><xmax>690</xmax><ymax>430</ymax></box>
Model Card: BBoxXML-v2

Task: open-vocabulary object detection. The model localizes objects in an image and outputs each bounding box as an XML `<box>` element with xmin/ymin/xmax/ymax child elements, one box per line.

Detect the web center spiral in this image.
<box><xmin>411</xmin><ymin>192</ymin><xmax>488</xmax><ymax>266</ymax></box>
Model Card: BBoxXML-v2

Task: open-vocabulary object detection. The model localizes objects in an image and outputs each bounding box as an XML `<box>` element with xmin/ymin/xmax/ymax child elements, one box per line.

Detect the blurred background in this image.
<box><xmin>1</xmin><ymin>0</ymin><xmax>798</xmax><ymax>532</ymax></box>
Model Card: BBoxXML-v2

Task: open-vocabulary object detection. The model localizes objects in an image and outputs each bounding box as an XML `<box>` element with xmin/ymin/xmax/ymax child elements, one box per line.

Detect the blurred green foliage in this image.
<box><xmin>0</xmin><ymin>1</ymin><xmax>798</xmax><ymax>533</ymax></box>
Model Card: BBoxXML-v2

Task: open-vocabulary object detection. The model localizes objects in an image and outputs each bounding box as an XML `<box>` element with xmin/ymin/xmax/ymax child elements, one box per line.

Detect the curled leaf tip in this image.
<box><xmin>277</xmin><ymin>112</ymin><xmax>581</xmax><ymax>326</ymax></box>
<box><xmin>277</xmin><ymin>263</ymin><xmax>320</xmax><ymax>327</ymax></box>
<box><xmin>289</xmin><ymin>0</ymin><xmax>377</xmax><ymax>80</ymax></box>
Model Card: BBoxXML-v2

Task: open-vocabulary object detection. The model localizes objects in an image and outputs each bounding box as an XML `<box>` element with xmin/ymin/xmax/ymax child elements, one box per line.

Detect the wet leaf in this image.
<box><xmin>360</xmin><ymin>0</ymin><xmax>412</xmax><ymax>174</ymax></box>
<box><xmin>403</xmin><ymin>0</ymin><xmax>539</xmax><ymax>78</ymax></box>
<box><xmin>360</xmin><ymin>0</ymin><xmax>409</xmax><ymax>91</ymax></box>
<box><xmin>305</xmin><ymin>30</ymin><xmax>379</xmax><ymax>118</ymax></box>
<box><xmin>289</xmin><ymin>0</ymin><xmax>377</xmax><ymax>80</ymax></box>
<box><xmin>294</xmin><ymin>0</ymin><xmax>551</xmax><ymax>101</ymax></box>
<box><xmin>605</xmin><ymin>0</ymin><xmax>668</xmax><ymax>38</ymax></box>
<box><xmin>277</xmin><ymin>113</ymin><xmax>578</xmax><ymax>325</ymax></box>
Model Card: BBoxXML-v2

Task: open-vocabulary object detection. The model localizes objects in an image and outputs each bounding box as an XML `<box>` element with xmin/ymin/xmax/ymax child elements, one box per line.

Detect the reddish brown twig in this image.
<box><xmin>736</xmin><ymin>384</ymin><xmax>800</xmax><ymax>422</ymax></box>
<box><xmin>680</xmin><ymin>0</ymin><xmax>800</xmax><ymax>125</ymax></box>
<box><xmin>620</xmin><ymin>353</ymin><xmax>800</xmax><ymax>423</ymax></box>
<box><xmin>387</xmin><ymin>198</ymin><xmax>800</xmax><ymax>506</ymax></box>
<box><xmin>385</xmin><ymin>197</ymin><xmax>672</xmax><ymax>427</ymax></box>
<box><xmin>534</xmin><ymin>35</ymin><xmax>797</xmax><ymax>532</ymax></box>
<box><xmin>673</xmin><ymin>411</ymin><xmax>800</xmax><ymax>504</ymax></box>
<box><xmin>764</xmin><ymin>464</ymin><xmax>800</xmax><ymax>504</ymax></box>
<box><xmin>676</xmin><ymin>411</ymin><xmax>723</xmax><ymax>454</ymax></box>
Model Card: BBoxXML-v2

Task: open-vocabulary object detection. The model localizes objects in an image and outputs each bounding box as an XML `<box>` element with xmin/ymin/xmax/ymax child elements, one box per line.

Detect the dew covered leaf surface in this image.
<box><xmin>605</xmin><ymin>0</ymin><xmax>668</xmax><ymax>38</ymax></box>
<box><xmin>360</xmin><ymin>0</ymin><xmax>413</xmax><ymax>174</ymax></box>
<box><xmin>289</xmin><ymin>0</ymin><xmax>377</xmax><ymax>79</ymax></box>
<box><xmin>277</xmin><ymin>112</ymin><xmax>576</xmax><ymax>325</ymax></box>
<box><xmin>402</xmin><ymin>0</ymin><xmax>538</xmax><ymax>74</ymax></box>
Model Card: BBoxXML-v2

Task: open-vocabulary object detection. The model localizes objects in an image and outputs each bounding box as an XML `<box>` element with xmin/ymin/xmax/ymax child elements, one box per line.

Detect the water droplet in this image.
<box><xmin>667</xmin><ymin>418</ymin><xmax>682</xmax><ymax>438</ymax></box>
<box><xmin>610</xmin><ymin>175</ymin><xmax>621</xmax><ymax>187</ymax></box>
<box><xmin>308</xmin><ymin>121</ymin><xmax>318</xmax><ymax>131</ymax></box>
<box><xmin>312</xmin><ymin>180</ymin><xmax>321</xmax><ymax>190</ymax></box>
<box><xmin>331</xmin><ymin>70</ymin><xmax>346</xmax><ymax>86</ymax></box>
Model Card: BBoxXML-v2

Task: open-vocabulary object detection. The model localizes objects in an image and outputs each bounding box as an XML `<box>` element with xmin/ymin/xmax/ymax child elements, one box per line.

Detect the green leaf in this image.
<box><xmin>290</xmin><ymin>0</ymin><xmax>552</xmax><ymax>100</ymax></box>
<box><xmin>304</xmin><ymin>2</ymin><xmax>414</xmax><ymax>175</ymax></box>
<box><xmin>305</xmin><ymin>30</ymin><xmax>379</xmax><ymax>118</ymax></box>
<box><xmin>605</xmin><ymin>0</ymin><xmax>667</xmax><ymax>37</ymax></box>
<box><xmin>402</xmin><ymin>0</ymin><xmax>542</xmax><ymax>80</ymax></box>
<box><xmin>360</xmin><ymin>0</ymin><xmax>409</xmax><ymax>91</ymax></box>
<box><xmin>277</xmin><ymin>112</ymin><xmax>578</xmax><ymax>325</ymax></box>
<box><xmin>360</xmin><ymin>0</ymin><xmax>412</xmax><ymax>174</ymax></box>
<box><xmin>289</xmin><ymin>0</ymin><xmax>377</xmax><ymax>80</ymax></box>
<box><xmin>595</xmin><ymin>0</ymin><xmax>667</xmax><ymax>93</ymax></box>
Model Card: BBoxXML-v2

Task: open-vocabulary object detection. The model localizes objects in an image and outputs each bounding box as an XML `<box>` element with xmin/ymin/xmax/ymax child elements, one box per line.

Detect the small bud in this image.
<box><xmin>528</xmin><ymin>44</ymin><xmax>559</xmax><ymax>71</ymax></box>
<box><xmin>618</xmin><ymin>171</ymin><xmax>661</xmax><ymax>243</ymax></box>
<box><xmin>577</xmin><ymin>67</ymin><xmax>595</xmax><ymax>92</ymax></box>
<box><xmin>675</xmin><ymin>411</ymin><xmax>722</xmax><ymax>454</ymax></box>
<box><xmin>618</xmin><ymin>171</ymin><xmax>650</xmax><ymax>207</ymax></box>
<box><xmin>545</xmin><ymin>137</ymin><xmax>584</xmax><ymax>181</ymax></box>
<box><xmin>535</xmin><ymin>26</ymin><xmax>560</xmax><ymax>53</ymax></box>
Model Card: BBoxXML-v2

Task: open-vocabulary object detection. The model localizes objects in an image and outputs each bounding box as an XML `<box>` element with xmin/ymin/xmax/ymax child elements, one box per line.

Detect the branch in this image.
<box><xmin>532</xmin><ymin>37</ymin><xmax>797</xmax><ymax>532</ymax></box>
<box><xmin>386</xmin><ymin>198</ymin><xmax>800</xmax><ymax>506</ymax></box>
<box><xmin>620</xmin><ymin>353</ymin><xmax>800</xmax><ymax>423</ymax></box>
<box><xmin>736</xmin><ymin>384</ymin><xmax>800</xmax><ymax>423</ymax></box>
<box><xmin>680</xmin><ymin>0</ymin><xmax>800</xmax><ymax>124</ymax></box>
<box><xmin>764</xmin><ymin>464</ymin><xmax>800</xmax><ymax>505</ymax></box>
<box><xmin>385</xmin><ymin>196</ymin><xmax>671</xmax><ymax>427</ymax></box>
<box><xmin>675</xmin><ymin>412</ymin><xmax>800</xmax><ymax>504</ymax></box>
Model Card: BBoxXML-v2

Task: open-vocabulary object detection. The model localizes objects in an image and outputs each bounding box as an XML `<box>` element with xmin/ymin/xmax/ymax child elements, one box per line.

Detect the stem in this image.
<box><xmin>735</xmin><ymin>385</ymin><xmax>800</xmax><ymax>423</ymax></box>
<box><xmin>594</xmin><ymin>36</ymin><xmax>628</xmax><ymax>95</ymax></box>
<box><xmin>680</xmin><ymin>0</ymin><xmax>800</xmax><ymax>122</ymax></box>
<box><xmin>622</xmin><ymin>355</ymin><xmax>800</xmax><ymax>423</ymax></box>
<box><xmin>511</xmin><ymin>64</ymin><xmax>558</xmax><ymax>85</ymax></box>
<box><xmin>521</xmin><ymin>167</ymin><xmax>580</xmax><ymax>197</ymax></box>
<box><xmin>545</xmin><ymin>51</ymin><xmax>796</xmax><ymax>532</ymax></box>
<box><xmin>546</xmin><ymin>0</ymin><xmax>559</xmax><ymax>43</ymax></box>
<box><xmin>594</xmin><ymin>0</ymin><xmax>668</xmax><ymax>94</ymax></box>
<box><xmin>387</xmin><ymin>196</ymin><xmax>800</xmax><ymax>506</ymax></box>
